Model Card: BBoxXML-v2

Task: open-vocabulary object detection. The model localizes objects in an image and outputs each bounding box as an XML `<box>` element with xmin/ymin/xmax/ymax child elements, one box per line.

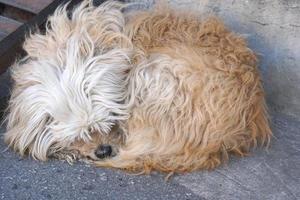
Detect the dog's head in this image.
<box><xmin>4</xmin><ymin>1</ymin><xmax>131</xmax><ymax>162</ymax></box>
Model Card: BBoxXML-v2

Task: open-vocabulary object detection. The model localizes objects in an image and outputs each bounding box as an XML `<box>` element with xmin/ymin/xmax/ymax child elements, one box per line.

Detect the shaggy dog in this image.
<box><xmin>4</xmin><ymin>1</ymin><xmax>271</xmax><ymax>173</ymax></box>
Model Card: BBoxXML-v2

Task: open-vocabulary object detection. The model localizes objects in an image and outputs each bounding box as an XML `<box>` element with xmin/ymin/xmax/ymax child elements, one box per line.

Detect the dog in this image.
<box><xmin>4</xmin><ymin>0</ymin><xmax>272</xmax><ymax>173</ymax></box>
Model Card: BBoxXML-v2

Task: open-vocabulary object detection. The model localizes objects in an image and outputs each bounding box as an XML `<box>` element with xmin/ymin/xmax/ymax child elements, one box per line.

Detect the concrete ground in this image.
<box><xmin>0</xmin><ymin>114</ymin><xmax>299</xmax><ymax>200</ymax></box>
<box><xmin>1</xmin><ymin>0</ymin><xmax>300</xmax><ymax>199</ymax></box>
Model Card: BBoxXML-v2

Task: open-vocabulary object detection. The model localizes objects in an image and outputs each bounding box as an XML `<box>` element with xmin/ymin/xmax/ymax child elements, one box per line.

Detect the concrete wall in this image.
<box><xmin>127</xmin><ymin>0</ymin><xmax>300</xmax><ymax>118</ymax></box>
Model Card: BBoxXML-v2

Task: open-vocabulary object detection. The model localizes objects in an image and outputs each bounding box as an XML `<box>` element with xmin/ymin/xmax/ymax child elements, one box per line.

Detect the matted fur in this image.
<box><xmin>4</xmin><ymin>1</ymin><xmax>271</xmax><ymax>173</ymax></box>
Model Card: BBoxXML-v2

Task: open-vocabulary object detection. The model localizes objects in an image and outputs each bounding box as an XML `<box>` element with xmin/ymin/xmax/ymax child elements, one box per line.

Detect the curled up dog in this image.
<box><xmin>4</xmin><ymin>0</ymin><xmax>272</xmax><ymax>174</ymax></box>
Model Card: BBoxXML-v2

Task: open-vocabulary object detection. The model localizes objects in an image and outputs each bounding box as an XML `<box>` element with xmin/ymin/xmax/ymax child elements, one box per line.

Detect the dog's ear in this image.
<box><xmin>23</xmin><ymin>0</ymin><xmax>129</xmax><ymax>60</ymax></box>
<box><xmin>23</xmin><ymin>3</ymin><xmax>72</xmax><ymax>59</ymax></box>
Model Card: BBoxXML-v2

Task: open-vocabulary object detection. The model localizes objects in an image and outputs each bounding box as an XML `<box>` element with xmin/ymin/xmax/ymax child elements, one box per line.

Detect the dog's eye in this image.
<box><xmin>86</xmin><ymin>155</ymin><xmax>92</xmax><ymax>160</ymax></box>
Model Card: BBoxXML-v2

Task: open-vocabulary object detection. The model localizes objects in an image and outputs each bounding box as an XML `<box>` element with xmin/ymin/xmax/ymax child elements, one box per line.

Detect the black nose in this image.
<box><xmin>95</xmin><ymin>145</ymin><xmax>112</xmax><ymax>159</ymax></box>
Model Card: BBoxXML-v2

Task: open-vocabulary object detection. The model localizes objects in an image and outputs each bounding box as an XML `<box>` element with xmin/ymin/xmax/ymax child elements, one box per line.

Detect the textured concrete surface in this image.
<box><xmin>1</xmin><ymin>114</ymin><xmax>299</xmax><ymax>200</ymax></box>
<box><xmin>1</xmin><ymin>0</ymin><xmax>300</xmax><ymax>199</ymax></box>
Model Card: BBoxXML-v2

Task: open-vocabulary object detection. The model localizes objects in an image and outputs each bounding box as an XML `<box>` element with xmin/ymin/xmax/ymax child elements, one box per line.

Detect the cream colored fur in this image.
<box><xmin>4</xmin><ymin>1</ymin><xmax>271</xmax><ymax>173</ymax></box>
<box><xmin>4</xmin><ymin>0</ymin><xmax>132</xmax><ymax>160</ymax></box>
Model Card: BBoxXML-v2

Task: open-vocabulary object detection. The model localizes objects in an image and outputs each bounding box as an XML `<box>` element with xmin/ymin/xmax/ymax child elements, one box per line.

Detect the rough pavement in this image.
<box><xmin>1</xmin><ymin>113</ymin><xmax>299</xmax><ymax>200</ymax></box>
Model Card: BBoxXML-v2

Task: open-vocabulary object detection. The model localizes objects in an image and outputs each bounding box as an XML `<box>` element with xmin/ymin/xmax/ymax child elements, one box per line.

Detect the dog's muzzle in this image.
<box><xmin>95</xmin><ymin>144</ymin><xmax>112</xmax><ymax>159</ymax></box>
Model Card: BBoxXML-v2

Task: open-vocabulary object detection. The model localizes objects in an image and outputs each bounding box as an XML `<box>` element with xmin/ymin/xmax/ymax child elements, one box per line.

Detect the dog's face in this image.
<box><xmin>67</xmin><ymin>124</ymin><xmax>125</xmax><ymax>161</ymax></box>
<box><xmin>5</xmin><ymin>43</ymin><xmax>129</xmax><ymax>161</ymax></box>
<box><xmin>4</xmin><ymin>1</ymin><xmax>130</xmax><ymax>162</ymax></box>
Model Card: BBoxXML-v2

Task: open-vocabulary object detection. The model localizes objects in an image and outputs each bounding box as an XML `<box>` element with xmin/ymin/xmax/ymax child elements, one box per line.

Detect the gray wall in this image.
<box><xmin>127</xmin><ymin>0</ymin><xmax>300</xmax><ymax>119</ymax></box>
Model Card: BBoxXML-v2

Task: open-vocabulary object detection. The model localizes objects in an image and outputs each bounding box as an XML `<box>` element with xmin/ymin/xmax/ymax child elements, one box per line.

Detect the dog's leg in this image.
<box><xmin>94</xmin><ymin>122</ymin><xmax>226</xmax><ymax>173</ymax></box>
<box><xmin>93</xmin><ymin>127</ymin><xmax>157</xmax><ymax>172</ymax></box>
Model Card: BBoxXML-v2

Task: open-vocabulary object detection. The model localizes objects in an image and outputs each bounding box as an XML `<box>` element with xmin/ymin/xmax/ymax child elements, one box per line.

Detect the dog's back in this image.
<box><xmin>95</xmin><ymin>6</ymin><xmax>271</xmax><ymax>173</ymax></box>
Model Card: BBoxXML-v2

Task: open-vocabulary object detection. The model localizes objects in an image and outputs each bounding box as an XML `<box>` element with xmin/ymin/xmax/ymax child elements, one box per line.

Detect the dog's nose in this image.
<box><xmin>95</xmin><ymin>145</ymin><xmax>112</xmax><ymax>159</ymax></box>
